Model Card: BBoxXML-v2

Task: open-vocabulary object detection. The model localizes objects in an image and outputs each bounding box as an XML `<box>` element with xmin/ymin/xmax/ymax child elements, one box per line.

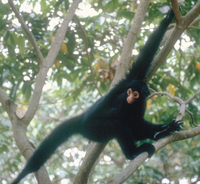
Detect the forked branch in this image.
<box><xmin>148</xmin><ymin>90</ymin><xmax>200</xmax><ymax>126</ymax></box>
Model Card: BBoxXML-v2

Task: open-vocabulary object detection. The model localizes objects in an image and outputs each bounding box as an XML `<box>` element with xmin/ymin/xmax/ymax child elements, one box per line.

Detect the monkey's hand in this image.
<box><xmin>154</xmin><ymin>120</ymin><xmax>183</xmax><ymax>140</ymax></box>
<box><xmin>166</xmin><ymin>5</ymin><xmax>182</xmax><ymax>21</ymax></box>
<box><xmin>166</xmin><ymin>8</ymin><xmax>175</xmax><ymax>21</ymax></box>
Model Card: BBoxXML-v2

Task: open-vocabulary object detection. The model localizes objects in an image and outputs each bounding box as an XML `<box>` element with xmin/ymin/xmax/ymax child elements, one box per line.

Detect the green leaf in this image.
<box><xmin>67</xmin><ymin>31</ymin><xmax>76</xmax><ymax>54</ymax></box>
<box><xmin>18</xmin><ymin>36</ymin><xmax>25</xmax><ymax>53</ymax></box>
<box><xmin>22</xmin><ymin>82</ymin><xmax>32</xmax><ymax>101</ymax></box>
<box><xmin>57</xmin><ymin>75</ymin><xmax>63</xmax><ymax>87</ymax></box>
<box><xmin>55</xmin><ymin>0</ymin><xmax>64</xmax><ymax>7</ymax></box>
<box><xmin>0</xmin><ymin>2</ymin><xmax>10</xmax><ymax>15</ymax></box>
<box><xmin>41</xmin><ymin>0</ymin><xmax>47</xmax><ymax>12</ymax></box>
<box><xmin>7</xmin><ymin>45</ymin><xmax>16</xmax><ymax>59</ymax></box>
<box><xmin>105</xmin><ymin>0</ymin><xmax>119</xmax><ymax>13</ymax></box>
<box><xmin>65</xmin><ymin>0</ymin><xmax>69</xmax><ymax>10</ymax></box>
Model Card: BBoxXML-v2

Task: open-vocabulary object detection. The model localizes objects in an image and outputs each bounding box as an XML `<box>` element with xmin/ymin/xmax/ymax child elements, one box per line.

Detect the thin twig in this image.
<box><xmin>185</xmin><ymin>109</ymin><xmax>197</xmax><ymax>126</ymax></box>
<box><xmin>74</xmin><ymin>15</ymin><xmax>102</xmax><ymax>96</ymax></box>
<box><xmin>148</xmin><ymin>90</ymin><xmax>199</xmax><ymax>126</ymax></box>
<box><xmin>171</xmin><ymin>0</ymin><xmax>182</xmax><ymax>26</ymax></box>
<box><xmin>188</xmin><ymin>26</ymin><xmax>200</xmax><ymax>30</ymax></box>
<box><xmin>178</xmin><ymin>39</ymin><xmax>183</xmax><ymax>82</ymax></box>
<box><xmin>8</xmin><ymin>0</ymin><xmax>44</xmax><ymax>63</ymax></box>
<box><xmin>185</xmin><ymin>89</ymin><xmax>200</xmax><ymax>104</ymax></box>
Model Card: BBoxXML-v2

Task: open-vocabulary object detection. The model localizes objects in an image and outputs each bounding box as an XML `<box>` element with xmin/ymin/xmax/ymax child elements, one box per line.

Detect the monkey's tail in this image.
<box><xmin>12</xmin><ymin>114</ymin><xmax>83</xmax><ymax>184</ymax></box>
<box><xmin>127</xmin><ymin>8</ymin><xmax>175</xmax><ymax>81</ymax></box>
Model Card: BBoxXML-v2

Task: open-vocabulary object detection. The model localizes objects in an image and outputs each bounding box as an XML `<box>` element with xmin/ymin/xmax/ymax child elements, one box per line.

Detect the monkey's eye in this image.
<box><xmin>133</xmin><ymin>91</ymin><xmax>139</xmax><ymax>98</ymax></box>
<box><xmin>127</xmin><ymin>88</ymin><xmax>132</xmax><ymax>95</ymax></box>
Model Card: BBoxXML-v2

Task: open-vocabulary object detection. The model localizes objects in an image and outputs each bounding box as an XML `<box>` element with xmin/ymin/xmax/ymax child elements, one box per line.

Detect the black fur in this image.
<box><xmin>12</xmin><ymin>8</ymin><xmax>182</xmax><ymax>184</ymax></box>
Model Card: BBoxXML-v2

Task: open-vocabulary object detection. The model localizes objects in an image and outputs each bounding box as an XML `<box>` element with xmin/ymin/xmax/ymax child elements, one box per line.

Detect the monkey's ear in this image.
<box><xmin>127</xmin><ymin>89</ymin><xmax>139</xmax><ymax>104</ymax></box>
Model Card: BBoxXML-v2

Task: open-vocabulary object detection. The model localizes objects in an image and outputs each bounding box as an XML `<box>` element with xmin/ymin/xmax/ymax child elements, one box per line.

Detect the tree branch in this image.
<box><xmin>0</xmin><ymin>87</ymin><xmax>52</xmax><ymax>184</ymax></box>
<box><xmin>185</xmin><ymin>89</ymin><xmax>200</xmax><ymax>104</ymax></box>
<box><xmin>0</xmin><ymin>87</ymin><xmax>11</xmax><ymax>111</ymax></box>
<box><xmin>75</xmin><ymin>1</ymin><xmax>151</xmax><ymax>183</ymax></box>
<box><xmin>147</xmin><ymin>0</ymin><xmax>200</xmax><ymax>81</ymax></box>
<box><xmin>6</xmin><ymin>0</ymin><xmax>82</xmax><ymax>183</ymax></box>
<box><xmin>107</xmin><ymin>125</ymin><xmax>200</xmax><ymax>184</ymax></box>
<box><xmin>111</xmin><ymin>0</ymin><xmax>151</xmax><ymax>88</ymax></box>
<box><xmin>107</xmin><ymin>2</ymin><xmax>200</xmax><ymax>183</ymax></box>
<box><xmin>22</xmin><ymin>66</ymin><xmax>49</xmax><ymax>125</ymax></box>
<box><xmin>46</xmin><ymin>0</ymin><xmax>82</xmax><ymax>68</ymax></box>
<box><xmin>23</xmin><ymin>0</ymin><xmax>82</xmax><ymax>125</ymax></box>
<box><xmin>108</xmin><ymin>88</ymin><xmax>200</xmax><ymax>183</ymax></box>
<box><xmin>74</xmin><ymin>15</ymin><xmax>102</xmax><ymax>96</ymax></box>
<box><xmin>8</xmin><ymin>0</ymin><xmax>44</xmax><ymax>63</ymax></box>
<box><xmin>74</xmin><ymin>143</ymin><xmax>106</xmax><ymax>183</ymax></box>
<box><xmin>148</xmin><ymin>90</ymin><xmax>200</xmax><ymax>126</ymax></box>
<box><xmin>171</xmin><ymin>0</ymin><xmax>182</xmax><ymax>25</ymax></box>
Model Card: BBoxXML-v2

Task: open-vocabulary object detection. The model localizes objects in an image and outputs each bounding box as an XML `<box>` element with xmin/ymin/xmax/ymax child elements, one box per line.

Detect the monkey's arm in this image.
<box><xmin>118</xmin><ymin>119</ymin><xmax>182</xmax><ymax>160</ymax></box>
<box><xmin>127</xmin><ymin>8</ymin><xmax>175</xmax><ymax>81</ymax></box>
<box><xmin>134</xmin><ymin>119</ymin><xmax>183</xmax><ymax>141</ymax></box>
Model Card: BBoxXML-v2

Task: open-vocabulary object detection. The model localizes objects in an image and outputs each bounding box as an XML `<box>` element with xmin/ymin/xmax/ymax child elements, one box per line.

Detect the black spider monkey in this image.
<box><xmin>12</xmin><ymin>8</ymin><xmax>182</xmax><ymax>184</ymax></box>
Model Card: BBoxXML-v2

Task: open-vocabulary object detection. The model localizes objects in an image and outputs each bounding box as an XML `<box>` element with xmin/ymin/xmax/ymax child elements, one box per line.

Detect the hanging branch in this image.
<box><xmin>8</xmin><ymin>0</ymin><xmax>44</xmax><ymax>63</ymax></box>
<box><xmin>74</xmin><ymin>15</ymin><xmax>102</xmax><ymax>96</ymax></box>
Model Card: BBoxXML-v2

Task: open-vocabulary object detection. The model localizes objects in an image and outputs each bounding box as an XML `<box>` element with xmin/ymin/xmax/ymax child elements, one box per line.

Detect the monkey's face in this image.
<box><xmin>126</xmin><ymin>80</ymin><xmax>150</xmax><ymax>105</ymax></box>
<box><xmin>112</xmin><ymin>80</ymin><xmax>150</xmax><ymax>118</ymax></box>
